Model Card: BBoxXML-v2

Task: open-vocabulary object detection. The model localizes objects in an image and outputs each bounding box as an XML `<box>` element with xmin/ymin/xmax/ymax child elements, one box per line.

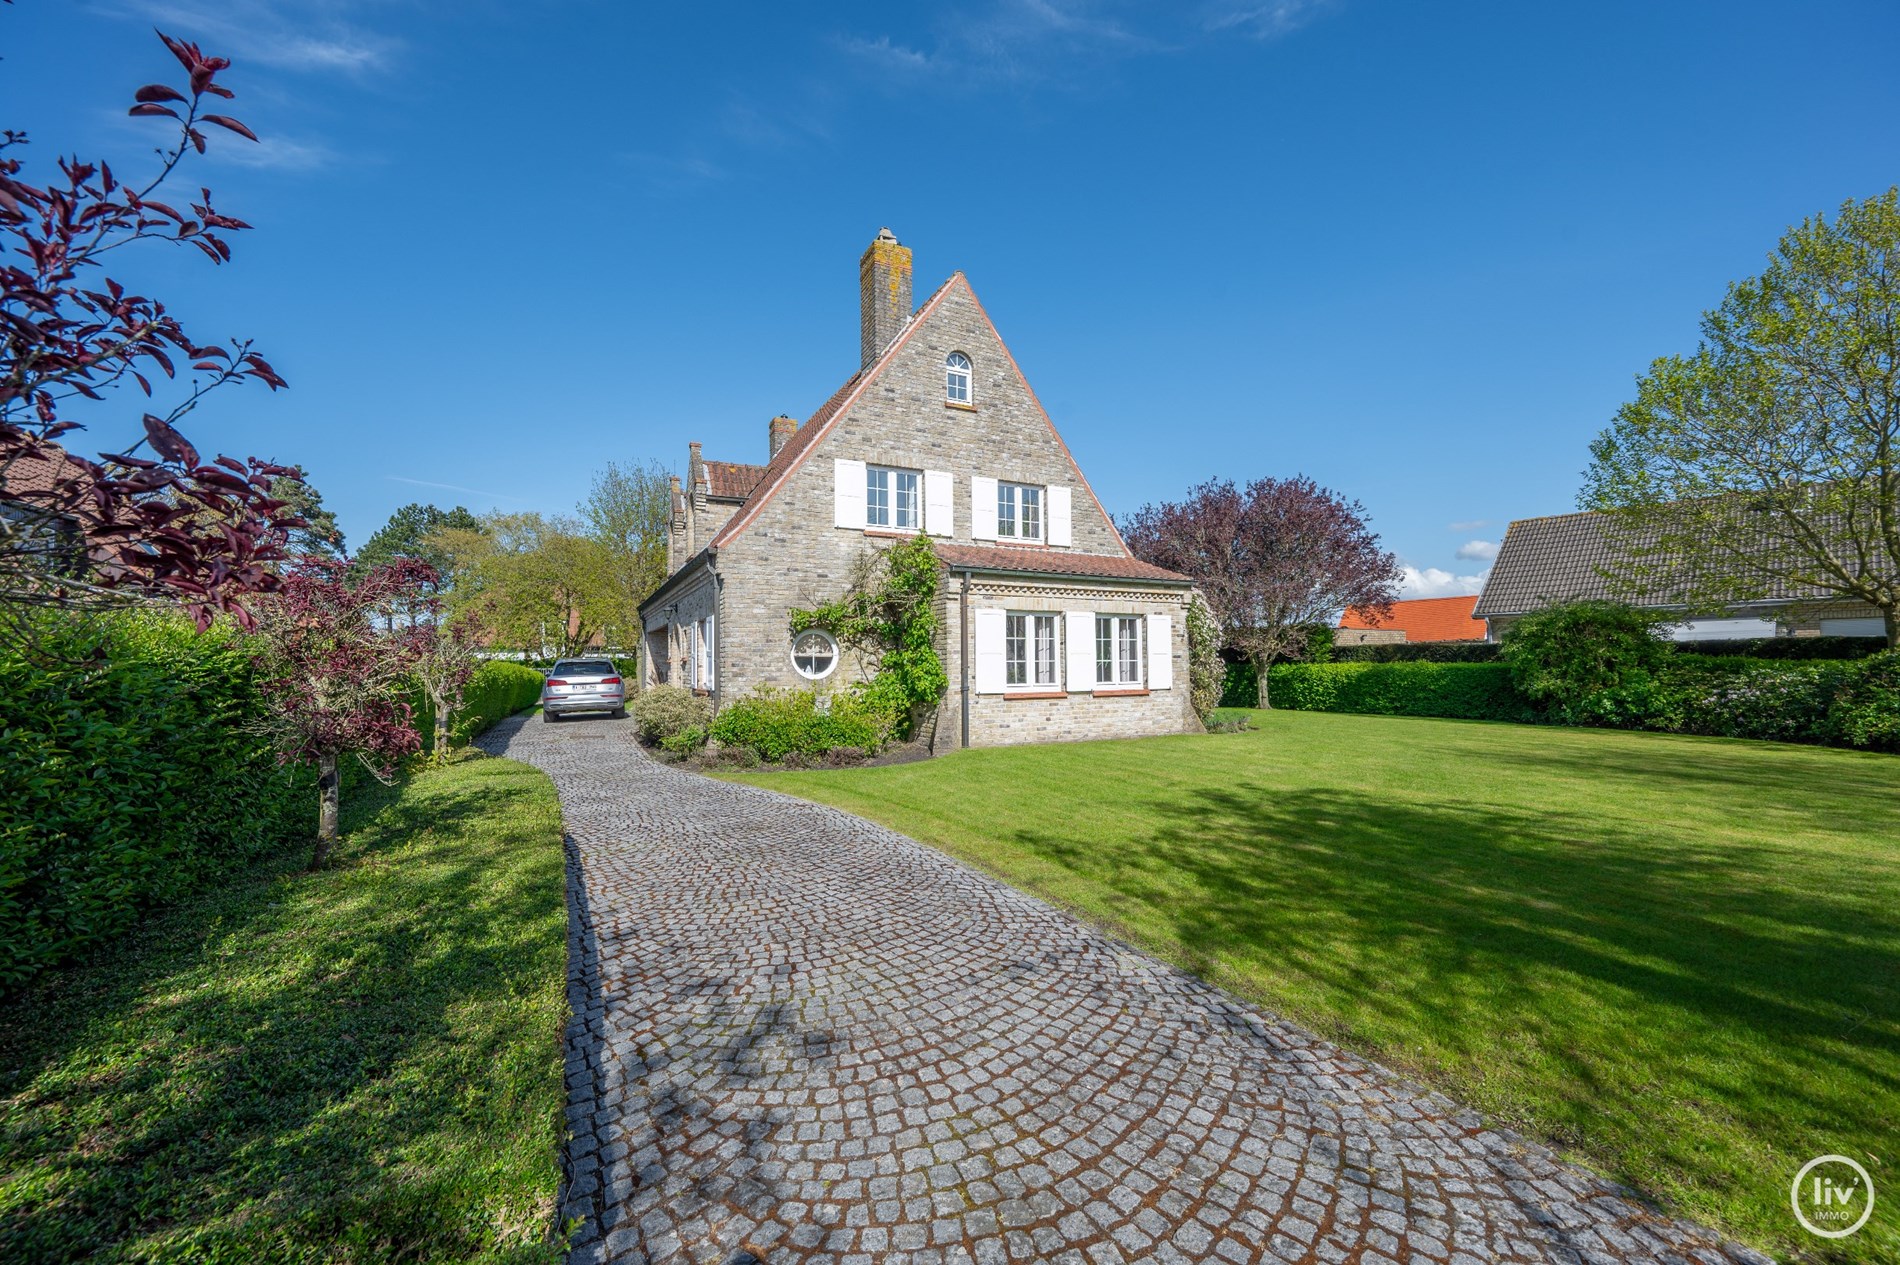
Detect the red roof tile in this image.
<box><xmin>935</xmin><ymin>542</ymin><xmax>1190</xmax><ymax>584</ymax></box>
<box><xmin>0</xmin><ymin>447</ymin><xmax>91</xmax><ymax>499</ymax></box>
<box><xmin>1339</xmin><ymin>595</ymin><xmax>1485</xmax><ymax>641</ymax></box>
<box><xmin>703</xmin><ymin>460</ymin><xmax>767</xmax><ymax>500</ymax></box>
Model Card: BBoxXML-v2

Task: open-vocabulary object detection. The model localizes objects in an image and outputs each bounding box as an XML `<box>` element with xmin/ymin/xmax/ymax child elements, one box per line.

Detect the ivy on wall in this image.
<box><xmin>789</xmin><ymin>535</ymin><xmax>948</xmax><ymax>740</ymax></box>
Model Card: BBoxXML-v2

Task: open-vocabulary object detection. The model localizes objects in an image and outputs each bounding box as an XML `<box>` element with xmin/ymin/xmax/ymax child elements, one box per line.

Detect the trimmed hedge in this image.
<box><xmin>1666</xmin><ymin>635</ymin><xmax>1888</xmax><ymax>660</ymax></box>
<box><xmin>1331</xmin><ymin>641</ymin><xmax>1501</xmax><ymax>663</ymax></box>
<box><xmin>411</xmin><ymin>660</ymin><xmax>547</xmax><ymax>756</ymax></box>
<box><xmin>1268</xmin><ymin>662</ymin><xmax>1536</xmax><ymax>722</ymax></box>
<box><xmin>0</xmin><ymin>614</ymin><xmax>309</xmax><ymax>991</ymax></box>
<box><xmin>708</xmin><ymin>687</ymin><xmax>887</xmax><ymax>762</ymax></box>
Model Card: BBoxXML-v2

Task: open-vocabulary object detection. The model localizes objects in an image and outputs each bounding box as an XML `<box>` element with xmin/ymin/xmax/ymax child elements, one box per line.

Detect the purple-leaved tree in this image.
<box><xmin>1122</xmin><ymin>476</ymin><xmax>1402</xmax><ymax>706</ymax></box>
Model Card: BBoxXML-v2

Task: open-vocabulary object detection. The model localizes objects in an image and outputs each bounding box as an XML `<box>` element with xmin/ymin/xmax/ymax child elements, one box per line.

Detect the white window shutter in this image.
<box><xmin>705</xmin><ymin>615</ymin><xmax>716</xmax><ymax>689</ymax></box>
<box><xmin>1047</xmin><ymin>485</ymin><xmax>1073</xmax><ymax>547</ymax></box>
<box><xmin>1065</xmin><ymin>611</ymin><xmax>1095</xmax><ymax>692</ymax></box>
<box><xmin>973</xmin><ymin>607</ymin><xmax>1007</xmax><ymax>694</ymax></box>
<box><xmin>833</xmin><ymin>458</ymin><xmax>866</xmax><ymax>529</ymax></box>
<box><xmin>971</xmin><ymin>476</ymin><xmax>998</xmax><ymax>541</ymax></box>
<box><xmin>1147</xmin><ymin>613</ymin><xmax>1172</xmax><ymax>690</ymax></box>
<box><xmin>924</xmin><ymin>470</ymin><xmax>954</xmax><ymax>537</ymax></box>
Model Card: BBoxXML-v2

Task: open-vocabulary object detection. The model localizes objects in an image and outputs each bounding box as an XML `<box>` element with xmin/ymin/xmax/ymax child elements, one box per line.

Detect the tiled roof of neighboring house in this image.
<box><xmin>0</xmin><ymin>447</ymin><xmax>91</xmax><ymax>500</ymax></box>
<box><xmin>1471</xmin><ymin>508</ymin><xmax>1839</xmax><ymax>618</ymax></box>
<box><xmin>935</xmin><ymin>543</ymin><xmax>1190</xmax><ymax>584</ymax></box>
<box><xmin>703</xmin><ymin>460</ymin><xmax>767</xmax><ymax>501</ymax></box>
<box><xmin>1339</xmin><ymin>595</ymin><xmax>1485</xmax><ymax>641</ymax></box>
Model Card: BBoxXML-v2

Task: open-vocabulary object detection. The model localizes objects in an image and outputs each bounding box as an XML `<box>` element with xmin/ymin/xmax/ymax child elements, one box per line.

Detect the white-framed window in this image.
<box><xmin>695</xmin><ymin>616</ymin><xmax>714</xmax><ymax>689</ymax></box>
<box><xmin>791</xmin><ymin>629</ymin><xmax>839</xmax><ymax>680</ymax></box>
<box><xmin>997</xmin><ymin>481</ymin><xmax>1042</xmax><ymax>541</ymax></box>
<box><xmin>1095</xmin><ymin>615</ymin><xmax>1143</xmax><ymax>686</ymax></box>
<box><xmin>866</xmin><ymin>465</ymin><xmax>921</xmax><ymax>530</ymax></box>
<box><xmin>945</xmin><ymin>352</ymin><xmax>972</xmax><ymax>404</ymax></box>
<box><xmin>1005</xmin><ymin>613</ymin><xmax>1060</xmax><ymax>688</ymax></box>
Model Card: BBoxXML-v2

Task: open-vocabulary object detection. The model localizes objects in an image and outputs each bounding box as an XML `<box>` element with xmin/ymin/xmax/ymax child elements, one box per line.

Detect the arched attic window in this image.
<box><xmin>945</xmin><ymin>352</ymin><xmax>972</xmax><ymax>405</ymax></box>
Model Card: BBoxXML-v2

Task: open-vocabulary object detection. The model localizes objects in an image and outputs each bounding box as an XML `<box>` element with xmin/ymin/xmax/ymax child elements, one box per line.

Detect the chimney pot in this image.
<box><xmin>859</xmin><ymin>228</ymin><xmax>913</xmax><ymax>370</ymax></box>
<box><xmin>769</xmin><ymin>414</ymin><xmax>799</xmax><ymax>458</ymax></box>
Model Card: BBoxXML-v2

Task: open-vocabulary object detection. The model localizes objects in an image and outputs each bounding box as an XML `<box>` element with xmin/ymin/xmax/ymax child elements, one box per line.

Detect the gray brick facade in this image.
<box><xmin>642</xmin><ymin>232</ymin><xmax>1196</xmax><ymax>749</ymax></box>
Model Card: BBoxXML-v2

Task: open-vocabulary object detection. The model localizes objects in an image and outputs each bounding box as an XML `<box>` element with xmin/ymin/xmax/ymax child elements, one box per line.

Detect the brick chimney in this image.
<box><xmin>769</xmin><ymin>414</ymin><xmax>798</xmax><ymax>458</ymax></box>
<box><xmin>688</xmin><ymin>441</ymin><xmax>707</xmax><ymax>513</ymax></box>
<box><xmin>859</xmin><ymin>227</ymin><xmax>912</xmax><ymax>370</ymax></box>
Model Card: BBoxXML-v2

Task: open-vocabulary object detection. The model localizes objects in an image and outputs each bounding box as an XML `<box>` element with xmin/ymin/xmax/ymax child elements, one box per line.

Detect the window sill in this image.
<box><xmin>692</xmin><ymin>688</ymin><xmax>713</xmax><ymax>698</ymax></box>
<box><xmin>862</xmin><ymin>527</ymin><xmax>922</xmax><ymax>539</ymax></box>
<box><xmin>1003</xmin><ymin>690</ymin><xmax>1066</xmax><ymax>700</ymax></box>
<box><xmin>1093</xmin><ymin>688</ymin><xmax>1150</xmax><ymax>697</ymax></box>
<box><xmin>944</xmin><ymin>401</ymin><xmax>977</xmax><ymax>412</ymax></box>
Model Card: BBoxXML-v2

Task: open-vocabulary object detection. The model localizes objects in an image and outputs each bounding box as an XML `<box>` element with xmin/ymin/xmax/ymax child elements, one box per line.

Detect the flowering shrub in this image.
<box><xmin>629</xmin><ymin>684</ymin><xmax>712</xmax><ymax>744</ymax></box>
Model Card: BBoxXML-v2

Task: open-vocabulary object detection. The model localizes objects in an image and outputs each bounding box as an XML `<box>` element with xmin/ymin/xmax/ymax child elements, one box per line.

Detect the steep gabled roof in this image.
<box><xmin>935</xmin><ymin>543</ymin><xmax>1189</xmax><ymax>584</ymax></box>
<box><xmin>1340</xmin><ymin>595</ymin><xmax>1485</xmax><ymax>641</ymax></box>
<box><xmin>703</xmin><ymin>460</ymin><xmax>767</xmax><ymax>501</ymax></box>
<box><xmin>710</xmin><ymin>272</ymin><xmax>1132</xmax><ymax>557</ymax></box>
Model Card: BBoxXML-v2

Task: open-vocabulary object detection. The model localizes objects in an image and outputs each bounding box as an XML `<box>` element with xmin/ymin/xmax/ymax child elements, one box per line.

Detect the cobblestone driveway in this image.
<box><xmin>480</xmin><ymin>714</ymin><xmax>1767</xmax><ymax>1265</ymax></box>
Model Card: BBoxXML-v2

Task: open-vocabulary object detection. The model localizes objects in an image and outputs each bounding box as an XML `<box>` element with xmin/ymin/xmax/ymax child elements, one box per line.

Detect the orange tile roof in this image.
<box><xmin>935</xmin><ymin>542</ymin><xmax>1189</xmax><ymax>584</ymax></box>
<box><xmin>1339</xmin><ymin>595</ymin><xmax>1485</xmax><ymax>641</ymax></box>
<box><xmin>703</xmin><ymin>460</ymin><xmax>767</xmax><ymax>501</ymax></box>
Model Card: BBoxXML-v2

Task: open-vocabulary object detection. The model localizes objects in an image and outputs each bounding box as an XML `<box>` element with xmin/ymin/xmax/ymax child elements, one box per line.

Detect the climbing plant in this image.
<box><xmin>790</xmin><ymin>534</ymin><xmax>947</xmax><ymax>740</ymax></box>
<box><xmin>1185</xmin><ymin>593</ymin><xmax>1224</xmax><ymax>721</ymax></box>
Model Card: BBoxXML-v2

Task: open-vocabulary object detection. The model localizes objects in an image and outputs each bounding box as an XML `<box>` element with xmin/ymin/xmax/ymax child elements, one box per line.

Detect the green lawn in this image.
<box><xmin>733</xmin><ymin>710</ymin><xmax>1899</xmax><ymax>1260</ymax></box>
<box><xmin>0</xmin><ymin>754</ymin><xmax>570</xmax><ymax>1264</ymax></box>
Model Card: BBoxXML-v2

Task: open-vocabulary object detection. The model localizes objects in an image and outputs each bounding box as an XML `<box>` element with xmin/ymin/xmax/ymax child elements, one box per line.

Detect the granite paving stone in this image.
<box><xmin>479</xmin><ymin>714</ymin><xmax>1768</xmax><ymax>1265</ymax></box>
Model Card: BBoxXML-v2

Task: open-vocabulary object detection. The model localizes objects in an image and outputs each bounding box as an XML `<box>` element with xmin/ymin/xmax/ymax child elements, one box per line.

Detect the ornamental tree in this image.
<box><xmin>1122</xmin><ymin>476</ymin><xmax>1401</xmax><ymax>706</ymax></box>
<box><xmin>0</xmin><ymin>30</ymin><xmax>299</xmax><ymax>640</ymax></box>
<box><xmin>1583</xmin><ymin>189</ymin><xmax>1900</xmax><ymax>647</ymax></box>
<box><xmin>250</xmin><ymin>558</ymin><xmax>434</xmax><ymax>866</ymax></box>
<box><xmin>407</xmin><ymin>613</ymin><xmax>480</xmax><ymax>763</ymax></box>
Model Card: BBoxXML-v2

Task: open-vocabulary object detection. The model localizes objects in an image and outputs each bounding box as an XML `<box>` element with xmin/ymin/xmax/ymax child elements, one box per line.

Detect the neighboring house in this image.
<box><xmin>1473</xmin><ymin>508</ymin><xmax>1888</xmax><ymax>641</ymax></box>
<box><xmin>640</xmin><ymin>228</ymin><xmax>1197</xmax><ymax>749</ymax></box>
<box><xmin>0</xmin><ymin>446</ymin><xmax>90</xmax><ymax>576</ymax></box>
<box><xmin>1336</xmin><ymin>595</ymin><xmax>1485</xmax><ymax>646</ymax></box>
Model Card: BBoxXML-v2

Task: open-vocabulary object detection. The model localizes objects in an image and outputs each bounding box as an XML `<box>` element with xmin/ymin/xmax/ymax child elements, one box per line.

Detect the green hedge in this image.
<box><xmin>1332</xmin><ymin>641</ymin><xmax>1501</xmax><ymax>663</ymax></box>
<box><xmin>411</xmin><ymin>660</ymin><xmax>546</xmax><ymax>755</ymax></box>
<box><xmin>1268</xmin><ymin>662</ymin><xmax>1536</xmax><ymax>722</ymax></box>
<box><xmin>0</xmin><ymin>614</ymin><xmax>310</xmax><ymax>992</ymax></box>
<box><xmin>708</xmin><ymin>687</ymin><xmax>887</xmax><ymax>762</ymax></box>
<box><xmin>1666</xmin><ymin>635</ymin><xmax>1888</xmax><ymax>660</ymax></box>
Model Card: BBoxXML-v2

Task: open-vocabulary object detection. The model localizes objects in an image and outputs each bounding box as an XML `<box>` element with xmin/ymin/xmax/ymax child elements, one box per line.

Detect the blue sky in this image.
<box><xmin>13</xmin><ymin>1</ymin><xmax>1900</xmax><ymax>594</ymax></box>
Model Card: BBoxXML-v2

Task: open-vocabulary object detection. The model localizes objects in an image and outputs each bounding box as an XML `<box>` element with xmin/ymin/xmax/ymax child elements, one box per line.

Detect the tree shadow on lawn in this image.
<box><xmin>1002</xmin><ymin>776</ymin><xmax>1899</xmax><ymax>1244</ymax></box>
<box><xmin>0</xmin><ymin>761</ymin><xmax>568</xmax><ymax>1264</ymax></box>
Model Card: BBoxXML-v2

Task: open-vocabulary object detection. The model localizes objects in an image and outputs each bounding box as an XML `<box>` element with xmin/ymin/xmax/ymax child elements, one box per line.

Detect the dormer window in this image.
<box><xmin>945</xmin><ymin>352</ymin><xmax>972</xmax><ymax>405</ymax></box>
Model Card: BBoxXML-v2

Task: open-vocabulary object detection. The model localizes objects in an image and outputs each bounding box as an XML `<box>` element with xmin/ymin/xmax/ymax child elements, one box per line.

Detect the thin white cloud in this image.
<box><xmin>1447</xmin><ymin>518</ymin><xmax>1490</xmax><ymax>532</ymax></box>
<box><xmin>207</xmin><ymin>134</ymin><xmax>336</xmax><ymax>171</ymax></box>
<box><xmin>1455</xmin><ymin>539</ymin><xmax>1498</xmax><ymax>563</ymax></box>
<box><xmin>1203</xmin><ymin>0</ymin><xmax>1338</xmax><ymax>39</ymax></box>
<box><xmin>385</xmin><ymin>475</ymin><xmax>529</xmax><ymax>506</ymax></box>
<box><xmin>109</xmin><ymin>0</ymin><xmax>399</xmax><ymax>75</ymax></box>
<box><xmin>1400</xmin><ymin>565</ymin><xmax>1489</xmax><ymax>598</ymax></box>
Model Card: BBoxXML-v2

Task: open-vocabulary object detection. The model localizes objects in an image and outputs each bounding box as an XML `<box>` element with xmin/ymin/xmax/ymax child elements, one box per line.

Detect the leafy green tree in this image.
<box><xmin>437</xmin><ymin>512</ymin><xmax>622</xmax><ymax>660</ymax></box>
<box><xmin>1583</xmin><ymin>188</ymin><xmax>1900</xmax><ymax>647</ymax></box>
<box><xmin>267</xmin><ymin>475</ymin><xmax>345</xmax><ymax>559</ymax></box>
<box><xmin>355</xmin><ymin>502</ymin><xmax>481</xmax><ymax>579</ymax></box>
<box><xmin>578</xmin><ymin>461</ymin><xmax>671</xmax><ymax>637</ymax></box>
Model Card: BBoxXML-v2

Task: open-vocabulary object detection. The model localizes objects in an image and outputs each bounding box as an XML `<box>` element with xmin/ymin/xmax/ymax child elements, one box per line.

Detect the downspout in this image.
<box><xmin>959</xmin><ymin>569</ymin><xmax>973</xmax><ymax>749</ymax></box>
<box><xmin>712</xmin><ymin>564</ymin><xmax>724</xmax><ymax>713</ymax></box>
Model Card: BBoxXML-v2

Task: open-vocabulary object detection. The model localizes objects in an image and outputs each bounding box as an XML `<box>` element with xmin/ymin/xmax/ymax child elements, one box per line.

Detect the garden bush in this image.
<box><xmin>629</xmin><ymin>684</ymin><xmax>714</xmax><ymax>744</ymax></box>
<box><xmin>0</xmin><ymin>613</ymin><xmax>309</xmax><ymax>991</ymax></box>
<box><xmin>1267</xmin><ymin>662</ymin><xmax>1535</xmax><ymax>722</ymax></box>
<box><xmin>1822</xmin><ymin>650</ymin><xmax>1900</xmax><ymax>750</ymax></box>
<box><xmin>1502</xmin><ymin>601</ymin><xmax>1669</xmax><ymax>719</ymax></box>
<box><xmin>708</xmin><ymin>687</ymin><xmax>888</xmax><ymax>762</ymax></box>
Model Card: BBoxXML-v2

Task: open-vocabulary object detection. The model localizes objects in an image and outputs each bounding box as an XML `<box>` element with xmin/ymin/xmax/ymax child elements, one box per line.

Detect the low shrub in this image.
<box><xmin>1824</xmin><ymin>650</ymin><xmax>1900</xmax><ymax>751</ymax></box>
<box><xmin>630</xmin><ymin>684</ymin><xmax>713</xmax><ymax>744</ymax></box>
<box><xmin>1268</xmin><ymin>662</ymin><xmax>1536</xmax><ymax>722</ymax></box>
<box><xmin>708</xmin><ymin>687</ymin><xmax>888</xmax><ymax>762</ymax></box>
<box><xmin>1332</xmin><ymin>641</ymin><xmax>1501</xmax><ymax>663</ymax></box>
<box><xmin>0</xmin><ymin>613</ymin><xmax>309</xmax><ymax>992</ymax></box>
<box><xmin>659</xmin><ymin>724</ymin><xmax>708</xmax><ymax>755</ymax></box>
<box><xmin>1502</xmin><ymin>601</ymin><xmax>1670</xmax><ymax>719</ymax></box>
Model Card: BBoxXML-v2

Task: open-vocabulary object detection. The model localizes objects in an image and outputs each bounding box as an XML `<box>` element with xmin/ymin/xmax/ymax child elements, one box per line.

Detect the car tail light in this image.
<box><xmin>544</xmin><ymin>679</ymin><xmax>567</xmax><ymax>688</ymax></box>
<box><xmin>601</xmin><ymin>677</ymin><xmax>621</xmax><ymax>686</ymax></box>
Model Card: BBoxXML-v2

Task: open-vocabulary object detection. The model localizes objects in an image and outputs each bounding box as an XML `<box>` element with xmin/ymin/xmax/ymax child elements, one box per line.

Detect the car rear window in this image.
<box><xmin>553</xmin><ymin>661</ymin><xmax>616</xmax><ymax>676</ymax></box>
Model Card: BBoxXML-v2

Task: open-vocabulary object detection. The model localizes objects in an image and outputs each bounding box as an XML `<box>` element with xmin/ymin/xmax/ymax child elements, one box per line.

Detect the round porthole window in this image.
<box><xmin>791</xmin><ymin>629</ymin><xmax>839</xmax><ymax>680</ymax></box>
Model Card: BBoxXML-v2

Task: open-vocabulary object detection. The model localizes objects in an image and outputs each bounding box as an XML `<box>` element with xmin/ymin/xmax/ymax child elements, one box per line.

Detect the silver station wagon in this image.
<box><xmin>541</xmin><ymin>658</ymin><xmax>626</xmax><ymax>722</ymax></box>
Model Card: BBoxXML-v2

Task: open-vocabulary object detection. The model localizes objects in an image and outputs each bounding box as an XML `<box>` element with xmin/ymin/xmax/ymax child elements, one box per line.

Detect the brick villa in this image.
<box><xmin>638</xmin><ymin>230</ymin><xmax>1198</xmax><ymax>749</ymax></box>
